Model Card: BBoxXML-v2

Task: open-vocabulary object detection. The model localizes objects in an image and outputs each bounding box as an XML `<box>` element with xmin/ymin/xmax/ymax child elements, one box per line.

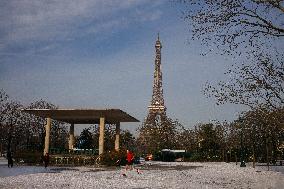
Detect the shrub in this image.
<box><xmin>14</xmin><ymin>150</ymin><xmax>42</xmax><ymax>164</ymax></box>
<box><xmin>99</xmin><ymin>150</ymin><xmax>127</xmax><ymax>166</ymax></box>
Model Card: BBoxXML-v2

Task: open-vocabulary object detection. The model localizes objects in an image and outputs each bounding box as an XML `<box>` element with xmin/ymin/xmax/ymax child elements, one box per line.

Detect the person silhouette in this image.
<box><xmin>7</xmin><ymin>151</ymin><xmax>13</xmax><ymax>168</ymax></box>
<box><xmin>43</xmin><ymin>153</ymin><xmax>49</xmax><ymax>168</ymax></box>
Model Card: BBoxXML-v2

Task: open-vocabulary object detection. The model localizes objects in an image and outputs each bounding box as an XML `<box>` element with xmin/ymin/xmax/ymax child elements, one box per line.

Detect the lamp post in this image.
<box><xmin>240</xmin><ymin>119</ymin><xmax>246</xmax><ymax>167</ymax></box>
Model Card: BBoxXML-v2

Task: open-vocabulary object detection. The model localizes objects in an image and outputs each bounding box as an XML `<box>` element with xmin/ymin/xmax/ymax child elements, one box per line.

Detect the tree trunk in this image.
<box><xmin>252</xmin><ymin>146</ymin><xmax>255</xmax><ymax>168</ymax></box>
<box><xmin>235</xmin><ymin>152</ymin><xmax>237</xmax><ymax>165</ymax></box>
<box><xmin>266</xmin><ymin>138</ymin><xmax>269</xmax><ymax>171</ymax></box>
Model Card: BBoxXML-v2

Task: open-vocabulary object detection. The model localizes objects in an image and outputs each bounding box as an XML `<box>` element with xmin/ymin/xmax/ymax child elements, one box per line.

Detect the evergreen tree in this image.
<box><xmin>76</xmin><ymin>128</ymin><xmax>93</xmax><ymax>149</ymax></box>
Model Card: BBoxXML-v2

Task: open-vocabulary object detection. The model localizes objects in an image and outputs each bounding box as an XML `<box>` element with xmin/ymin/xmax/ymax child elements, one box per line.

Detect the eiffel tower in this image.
<box><xmin>145</xmin><ymin>34</ymin><xmax>167</xmax><ymax>123</ymax></box>
<box><xmin>138</xmin><ymin>35</ymin><xmax>173</xmax><ymax>153</ymax></box>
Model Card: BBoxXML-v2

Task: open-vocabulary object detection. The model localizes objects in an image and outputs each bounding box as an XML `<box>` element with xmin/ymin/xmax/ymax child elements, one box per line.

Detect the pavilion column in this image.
<box><xmin>43</xmin><ymin>117</ymin><xmax>51</xmax><ymax>155</ymax></box>
<box><xmin>99</xmin><ymin>117</ymin><xmax>105</xmax><ymax>155</ymax></box>
<box><xmin>69</xmin><ymin>123</ymin><xmax>75</xmax><ymax>150</ymax></box>
<box><xmin>115</xmin><ymin>122</ymin><xmax>120</xmax><ymax>151</ymax></box>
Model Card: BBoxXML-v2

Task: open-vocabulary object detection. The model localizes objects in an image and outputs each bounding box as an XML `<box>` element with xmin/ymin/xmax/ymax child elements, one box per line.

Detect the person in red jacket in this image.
<box><xmin>122</xmin><ymin>149</ymin><xmax>142</xmax><ymax>177</ymax></box>
<box><xmin>126</xmin><ymin>150</ymin><xmax>134</xmax><ymax>170</ymax></box>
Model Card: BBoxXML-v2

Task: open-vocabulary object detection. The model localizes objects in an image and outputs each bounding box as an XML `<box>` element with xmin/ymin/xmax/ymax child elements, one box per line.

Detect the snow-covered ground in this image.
<box><xmin>0</xmin><ymin>161</ymin><xmax>284</xmax><ymax>189</ymax></box>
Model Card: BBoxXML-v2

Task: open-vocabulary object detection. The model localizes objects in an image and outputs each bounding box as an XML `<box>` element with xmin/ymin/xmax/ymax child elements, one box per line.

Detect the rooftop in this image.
<box><xmin>23</xmin><ymin>109</ymin><xmax>139</xmax><ymax>124</ymax></box>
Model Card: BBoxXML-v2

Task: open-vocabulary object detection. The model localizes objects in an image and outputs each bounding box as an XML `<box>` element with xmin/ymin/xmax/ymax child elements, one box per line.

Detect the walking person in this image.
<box><xmin>126</xmin><ymin>149</ymin><xmax>134</xmax><ymax>170</ymax></box>
<box><xmin>43</xmin><ymin>152</ymin><xmax>49</xmax><ymax>168</ymax></box>
<box><xmin>122</xmin><ymin>149</ymin><xmax>134</xmax><ymax>177</ymax></box>
<box><xmin>7</xmin><ymin>151</ymin><xmax>13</xmax><ymax>168</ymax></box>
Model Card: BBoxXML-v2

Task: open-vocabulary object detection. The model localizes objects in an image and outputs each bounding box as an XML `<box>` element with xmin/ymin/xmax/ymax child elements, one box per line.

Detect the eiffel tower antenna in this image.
<box><xmin>146</xmin><ymin>34</ymin><xmax>166</xmax><ymax>121</ymax></box>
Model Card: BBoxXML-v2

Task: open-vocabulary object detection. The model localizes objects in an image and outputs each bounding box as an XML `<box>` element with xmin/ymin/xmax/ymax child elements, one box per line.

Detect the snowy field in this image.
<box><xmin>0</xmin><ymin>161</ymin><xmax>284</xmax><ymax>189</ymax></box>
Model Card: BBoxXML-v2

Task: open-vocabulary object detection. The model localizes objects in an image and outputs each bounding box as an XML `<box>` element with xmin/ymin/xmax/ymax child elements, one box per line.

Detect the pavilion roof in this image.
<box><xmin>23</xmin><ymin>109</ymin><xmax>139</xmax><ymax>124</ymax></box>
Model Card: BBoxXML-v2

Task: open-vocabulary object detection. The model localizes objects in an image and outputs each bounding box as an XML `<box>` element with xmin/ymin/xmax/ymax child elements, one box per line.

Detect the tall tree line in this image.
<box><xmin>1</xmin><ymin>88</ymin><xmax>283</xmax><ymax>162</ymax></box>
<box><xmin>137</xmin><ymin>112</ymin><xmax>283</xmax><ymax>161</ymax></box>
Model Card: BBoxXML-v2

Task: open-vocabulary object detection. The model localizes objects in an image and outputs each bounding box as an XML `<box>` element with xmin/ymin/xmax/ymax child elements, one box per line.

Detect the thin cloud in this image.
<box><xmin>0</xmin><ymin>0</ymin><xmax>163</xmax><ymax>47</ymax></box>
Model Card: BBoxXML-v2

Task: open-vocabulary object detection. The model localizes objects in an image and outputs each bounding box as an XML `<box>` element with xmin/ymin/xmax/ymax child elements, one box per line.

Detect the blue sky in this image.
<box><xmin>0</xmin><ymin>0</ymin><xmax>245</xmax><ymax>134</ymax></box>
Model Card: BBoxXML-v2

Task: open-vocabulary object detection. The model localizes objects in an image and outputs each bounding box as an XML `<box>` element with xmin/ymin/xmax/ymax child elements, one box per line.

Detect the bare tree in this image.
<box><xmin>0</xmin><ymin>89</ymin><xmax>9</xmax><ymax>122</ymax></box>
<box><xmin>0</xmin><ymin>89</ymin><xmax>27</xmax><ymax>154</ymax></box>
<box><xmin>204</xmin><ymin>52</ymin><xmax>284</xmax><ymax>109</ymax></box>
<box><xmin>137</xmin><ymin>117</ymin><xmax>183</xmax><ymax>154</ymax></box>
<box><xmin>26</xmin><ymin>99</ymin><xmax>68</xmax><ymax>151</ymax></box>
<box><xmin>180</xmin><ymin>0</ymin><xmax>284</xmax><ymax>55</ymax></box>
<box><xmin>177</xmin><ymin>1</ymin><xmax>284</xmax><ymax>110</ymax></box>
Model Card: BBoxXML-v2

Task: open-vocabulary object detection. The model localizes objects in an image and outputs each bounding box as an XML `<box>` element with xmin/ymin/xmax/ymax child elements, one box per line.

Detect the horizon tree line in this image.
<box><xmin>0</xmin><ymin>88</ymin><xmax>283</xmax><ymax>163</ymax></box>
